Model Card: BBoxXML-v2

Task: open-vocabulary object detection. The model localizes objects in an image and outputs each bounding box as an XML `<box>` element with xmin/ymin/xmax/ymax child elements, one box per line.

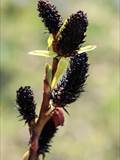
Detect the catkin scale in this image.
<box><xmin>38</xmin><ymin>107</ymin><xmax>65</xmax><ymax>156</ymax></box>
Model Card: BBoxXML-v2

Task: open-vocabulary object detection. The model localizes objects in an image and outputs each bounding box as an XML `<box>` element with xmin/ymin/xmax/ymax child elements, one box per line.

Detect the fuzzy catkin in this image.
<box><xmin>38</xmin><ymin>118</ymin><xmax>57</xmax><ymax>155</ymax></box>
<box><xmin>56</xmin><ymin>11</ymin><xmax>88</xmax><ymax>56</ymax></box>
<box><xmin>37</xmin><ymin>0</ymin><xmax>62</xmax><ymax>34</ymax></box>
<box><xmin>16</xmin><ymin>86</ymin><xmax>36</xmax><ymax>123</ymax></box>
<box><xmin>51</xmin><ymin>52</ymin><xmax>89</xmax><ymax>107</ymax></box>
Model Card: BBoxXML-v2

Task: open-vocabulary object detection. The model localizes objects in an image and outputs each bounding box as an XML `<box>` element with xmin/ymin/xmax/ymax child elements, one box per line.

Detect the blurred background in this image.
<box><xmin>0</xmin><ymin>0</ymin><xmax>119</xmax><ymax>159</ymax></box>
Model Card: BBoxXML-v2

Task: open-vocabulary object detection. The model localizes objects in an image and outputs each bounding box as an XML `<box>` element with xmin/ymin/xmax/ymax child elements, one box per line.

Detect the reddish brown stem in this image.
<box><xmin>27</xmin><ymin>33</ymin><xmax>60</xmax><ymax>160</ymax></box>
<box><xmin>28</xmin><ymin>78</ymin><xmax>52</xmax><ymax>160</ymax></box>
<box><xmin>52</xmin><ymin>57</ymin><xmax>59</xmax><ymax>78</ymax></box>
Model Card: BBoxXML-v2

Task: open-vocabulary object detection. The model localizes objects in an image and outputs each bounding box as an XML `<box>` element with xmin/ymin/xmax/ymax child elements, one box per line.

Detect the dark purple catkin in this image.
<box><xmin>37</xmin><ymin>0</ymin><xmax>62</xmax><ymax>34</ymax></box>
<box><xmin>51</xmin><ymin>52</ymin><xmax>89</xmax><ymax>107</ymax></box>
<box><xmin>38</xmin><ymin>118</ymin><xmax>58</xmax><ymax>156</ymax></box>
<box><xmin>56</xmin><ymin>11</ymin><xmax>88</xmax><ymax>57</ymax></box>
<box><xmin>16</xmin><ymin>86</ymin><xmax>36</xmax><ymax>123</ymax></box>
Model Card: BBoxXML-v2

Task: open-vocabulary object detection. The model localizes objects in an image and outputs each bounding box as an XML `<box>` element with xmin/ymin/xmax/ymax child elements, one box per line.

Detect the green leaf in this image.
<box><xmin>78</xmin><ymin>45</ymin><xmax>96</xmax><ymax>54</ymax></box>
<box><xmin>56</xmin><ymin>19</ymin><xmax>68</xmax><ymax>38</ymax></box>
<box><xmin>51</xmin><ymin>57</ymin><xmax>70</xmax><ymax>89</ymax></box>
<box><xmin>45</xmin><ymin>64</ymin><xmax>52</xmax><ymax>85</ymax></box>
<box><xmin>47</xmin><ymin>34</ymin><xmax>53</xmax><ymax>49</ymax></box>
<box><xmin>28</xmin><ymin>50</ymin><xmax>57</xmax><ymax>58</ymax></box>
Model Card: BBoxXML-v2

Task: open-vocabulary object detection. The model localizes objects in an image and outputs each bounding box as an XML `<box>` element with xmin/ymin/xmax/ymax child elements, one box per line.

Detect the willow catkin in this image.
<box><xmin>37</xmin><ymin>0</ymin><xmax>62</xmax><ymax>34</ymax></box>
<box><xmin>56</xmin><ymin>11</ymin><xmax>88</xmax><ymax>56</ymax></box>
<box><xmin>16</xmin><ymin>86</ymin><xmax>36</xmax><ymax>123</ymax></box>
<box><xmin>51</xmin><ymin>52</ymin><xmax>89</xmax><ymax>107</ymax></box>
<box><xmin>38</xmin><ymin>118</ymin><xmax>58</xmax><ymax>155</ymax></box>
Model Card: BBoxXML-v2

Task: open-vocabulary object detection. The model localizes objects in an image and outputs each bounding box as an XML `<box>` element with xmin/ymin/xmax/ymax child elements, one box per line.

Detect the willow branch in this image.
<box><xmin>27</xmin><ymin>34</ymin><xmax>60</xmax><ymax>160</ymax></box>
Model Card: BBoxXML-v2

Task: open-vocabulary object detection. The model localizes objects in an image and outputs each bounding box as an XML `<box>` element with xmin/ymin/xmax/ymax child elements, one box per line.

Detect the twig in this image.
<box><xmin>28</xmin><ymin>57</ymin><xmax>59</xmax><ymax>160</ymax></box>
<box><xmin>28</xmin><ymin>78</ymin><xmax>53</xmax><ymax>160</ymax></box>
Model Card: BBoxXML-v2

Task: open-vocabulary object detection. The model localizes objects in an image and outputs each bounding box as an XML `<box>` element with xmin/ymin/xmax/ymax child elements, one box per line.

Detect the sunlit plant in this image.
<box><xmin>16</xmin><ymin>0</ymin><xmax>96</xmax><ymax>160</ymax></box>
